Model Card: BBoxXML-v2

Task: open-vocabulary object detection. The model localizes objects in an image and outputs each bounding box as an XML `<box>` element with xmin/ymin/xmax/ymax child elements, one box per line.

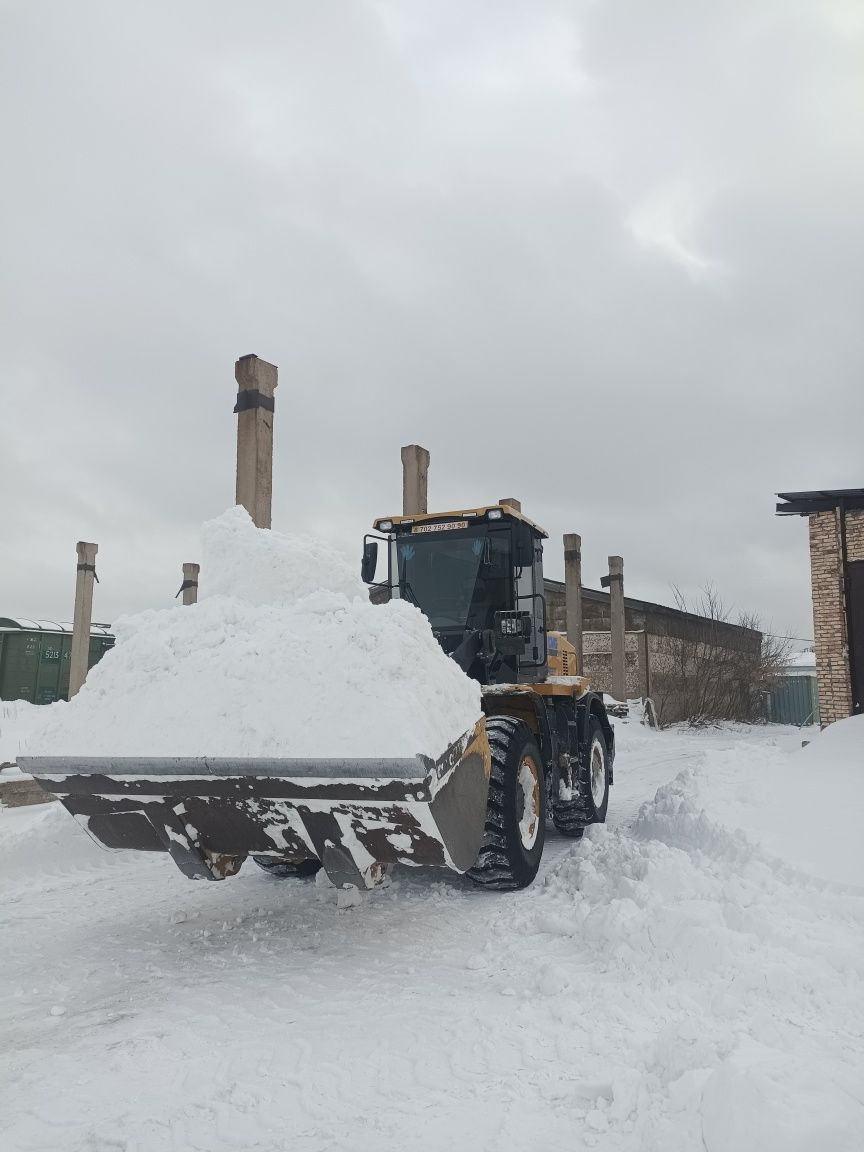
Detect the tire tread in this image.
<box><xmin>467</xmin><ymin>716</ymin><xmax>544</xmax><ymax>891</ymax></box>
<box><xmin>552</xmin><ymin>715</ymin><xmax>608</xmax><ymax>836</ymax></box>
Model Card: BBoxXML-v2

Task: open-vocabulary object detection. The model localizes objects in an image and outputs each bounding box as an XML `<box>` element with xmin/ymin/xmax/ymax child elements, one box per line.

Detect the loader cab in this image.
<box><xmin>363</xmin><ymin>506</ymin><xmax>548</xmax><ymax>686</ymax></box>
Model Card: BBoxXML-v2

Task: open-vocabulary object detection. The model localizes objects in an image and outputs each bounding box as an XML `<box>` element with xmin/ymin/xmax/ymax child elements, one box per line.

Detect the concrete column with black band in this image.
<box><xmin>602</xmin><ymin>555</ymin><xmax>626</xmax><ymax>702</ymax></box>
<box><xmin>69</xmin><ymin>541</ymin><xmax>98</xmax><ymax>698</ymax></box>
<box><xmin>563</xmin><ymin>533</ymin><xmax>583</xmax><ymax>671</ymax></box>
<box><xmin>177</xmin><ymin>562</ymin><xmax>200</xmax><ymax>606</ymax></box>
<box><xmin>235</xmin><ymin>354</ymin><xmax>278</xmax><ymax>529</ymax></box>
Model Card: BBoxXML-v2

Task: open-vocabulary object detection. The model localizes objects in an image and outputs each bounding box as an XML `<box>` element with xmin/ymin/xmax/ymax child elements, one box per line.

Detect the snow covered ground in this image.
<box><xmin>1</xmin><ymin>701</ymin><xmax>46</xmax><ymax>770</ymax></box>
<box><xmin>2</xmin><ymin>717</ymin><xmax>863</xmax><ymax>1151</ymax></box>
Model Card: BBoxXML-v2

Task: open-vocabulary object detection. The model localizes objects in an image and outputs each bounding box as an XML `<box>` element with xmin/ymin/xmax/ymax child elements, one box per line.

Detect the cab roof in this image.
<box><xmin>373</xmin><ymin>504</ymin><xmax>548</xmax><ymax>538</ymax></box>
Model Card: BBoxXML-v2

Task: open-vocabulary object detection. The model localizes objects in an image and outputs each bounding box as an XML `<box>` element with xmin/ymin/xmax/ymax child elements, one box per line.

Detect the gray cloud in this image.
<box><xmin>2</xmin><ymin>0</ymin><xmax>862</xmax><ymax>642</ymax></box>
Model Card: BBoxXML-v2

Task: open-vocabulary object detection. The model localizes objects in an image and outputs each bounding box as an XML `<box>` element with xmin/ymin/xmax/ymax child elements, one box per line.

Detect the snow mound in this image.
<box><xmin>0</xmin><ymin>802</ymin><xmax>112</xmax><ymax>886</ymax></box>
<box><xmin>702</xmin><ymin>1041</ymin><xmax>864</xmax><ymax>1152</ymax></box>
<box><xmin>691</xmin><ymin>717</ymin><xmax>864</xmax><ymax>886</ymax></box>
<box><xmin>26</xmin><ymin>508</ymin><xmax>481</xmax><ymax>759</ymax></box>
<box><xmin>495</xmin><ymin>764</ymin><xmax>864</xmax><ymax>1144</ymax></box>
<box><xmin>1</xmin><ymin>699</ymin><xmax>51</xmax><ymax>766</ymax></box>
<box><xmin>800</xmin><ymin>711</ymin><xmax>864</xmax><ymax>764</ymax></box>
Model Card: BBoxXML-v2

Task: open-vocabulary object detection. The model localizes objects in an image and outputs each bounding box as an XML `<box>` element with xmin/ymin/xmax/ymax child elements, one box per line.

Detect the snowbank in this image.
<box><xmin>701</xmin><ymin>1041</ymin><xmax>863</xmax><ymax>1152</ymax></box>
<box><xmin>800</xmin><ymin>710</ymin><xmax>864</xmax><ymax>764</ymax></box>
<box><xmin>507</xmin><ymin>753</ymin><xmax>864</xmax><ymax>1148</ymax></box>
<box><xmin>0</xmin><ymin>801</ymin><xmax>111</xmax><ymax>884</ymax></box>
<box><xmin>26</xmin><ymin>508</ymin><xmax>481</xmax><ymax>760</ymax></box>
<box><xmin>0</xmin><ymin>700</ymin><xmax>51</xmax><ymax>767</ymax></box>
<box><xmin>694</xmin><ymin>715</ymin><xmax>864</xmax><ymax>885</ymax></box>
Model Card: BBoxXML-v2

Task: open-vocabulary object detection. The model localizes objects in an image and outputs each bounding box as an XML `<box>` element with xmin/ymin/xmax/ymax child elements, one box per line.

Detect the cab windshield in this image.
<box><xmin>396</xmin><ymin>528</ymin><xmax>513</xmax><ymax>631</ymax></box>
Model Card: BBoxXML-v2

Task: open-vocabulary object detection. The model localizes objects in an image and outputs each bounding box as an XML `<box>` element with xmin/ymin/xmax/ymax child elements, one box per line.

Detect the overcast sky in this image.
<box><xmin>2</xmin><ymin>0</ymin><xmax>862</xmax><ymax>643</ymax></box>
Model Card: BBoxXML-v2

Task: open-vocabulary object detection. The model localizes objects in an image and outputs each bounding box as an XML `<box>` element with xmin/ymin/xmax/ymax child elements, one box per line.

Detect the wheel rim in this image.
<box><xmin>590</xmin><ymin>740</ymin><xmax>606</xmax><ymax>808</ymax></box>
<box><xmin>517</xmin><ymin>755</ymin><xmax>541</xmax><ymax>850</ymax></box>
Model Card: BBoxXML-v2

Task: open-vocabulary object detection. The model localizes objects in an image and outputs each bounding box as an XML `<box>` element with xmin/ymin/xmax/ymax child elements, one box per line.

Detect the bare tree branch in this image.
<box><xmin>650</xmin><ymin>584</ymin><xmax>791</xmax><ymax>727</ymax></box>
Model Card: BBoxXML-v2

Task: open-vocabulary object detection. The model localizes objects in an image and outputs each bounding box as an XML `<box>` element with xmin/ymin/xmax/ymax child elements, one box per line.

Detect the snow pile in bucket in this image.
<box><xmin>27</xmin><ymin>508</ymin><xmax>481</xmax><ymax>759</ymax></box>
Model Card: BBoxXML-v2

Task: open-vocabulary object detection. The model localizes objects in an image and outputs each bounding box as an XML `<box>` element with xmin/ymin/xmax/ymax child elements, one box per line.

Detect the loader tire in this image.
<box><xmin>252</xmin><ymin>857</ymin><xmax>322</xmax><ymax>879</ymax></box>
<box><xmin>466</xmin><ymin>717</ymin><xmax>546</xmax><ymax>891</ymax></box>
<box><xmin>552</xmin><ymin>714</ymin><xmax>609</xmax><ymax>837</ymax></box>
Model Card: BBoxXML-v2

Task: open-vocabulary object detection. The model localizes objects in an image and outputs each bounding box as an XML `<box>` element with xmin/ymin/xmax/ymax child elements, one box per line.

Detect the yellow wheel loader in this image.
<box><xmin>21</xmin><ymin>505</ymin><xmax>614</xmax><ymax>893</ymax></box>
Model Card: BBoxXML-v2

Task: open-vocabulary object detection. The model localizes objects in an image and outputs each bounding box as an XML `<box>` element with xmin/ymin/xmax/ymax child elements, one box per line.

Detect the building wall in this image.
<box><xmin>545</xmin><ymin>580</ymin><xmax>761</xmax><ymax>649</ymax></box>
<box><xmin>582</xmin><ymin>631</ymin><xmax>647</xmax><ymax>698</ymax></box>
<box><xmin>808</xmin><ymin>508</ymin><xmax>864</xmax><ymax>725</ymax></box>
<box><xmin>545</xmin><ymin>579</ymin><xmax>762</xmax><ymax>722</ymax></box>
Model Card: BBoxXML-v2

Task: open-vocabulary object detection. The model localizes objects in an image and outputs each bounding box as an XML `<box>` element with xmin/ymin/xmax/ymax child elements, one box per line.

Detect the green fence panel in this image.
<box><xmin>766</xmin><ymin>676</ymin><xmax>820</xmax><ymax>726</ymax></box>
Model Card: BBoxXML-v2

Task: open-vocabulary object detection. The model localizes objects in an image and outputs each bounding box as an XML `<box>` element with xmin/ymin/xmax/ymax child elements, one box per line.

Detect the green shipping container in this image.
<box><xmin>0</xmin><ymin>618</ymin><xmax>115</xmax><ymax>704</ymax></box>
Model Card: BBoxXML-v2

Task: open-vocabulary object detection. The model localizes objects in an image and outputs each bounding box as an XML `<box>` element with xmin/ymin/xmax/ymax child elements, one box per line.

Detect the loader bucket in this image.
<box><xmin>18</xmin><ymin>720</ymin><xmax>491</xmax><ymax>890</ymax></box>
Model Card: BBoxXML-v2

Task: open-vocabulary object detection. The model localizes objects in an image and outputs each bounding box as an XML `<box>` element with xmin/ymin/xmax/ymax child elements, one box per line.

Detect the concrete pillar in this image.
<box><xmin>69</xmin><ymin>542</ymin><xmax>98</xmax><ymax>699</ymax></box>
<box><xmin>640</xmin><ymin>629</ymin><xmax>651</xmax><ymax>700</ymax></box>
<box><xmin>235</xmin><ymin>354</ymin><xmax>278</xmax><ymax>529</ymax></box>
<box><xmin>563</xmin><ymin>533</ymin><xmax>583</xmax><ymax>671</ymax></box>
<box><xmin>499</xmin><ymin>497</ymin><xmax>521</xmax><ymax>512</ymax></box>
<box><xmin>401</xmin><ymin>444</ymin><xmax>430</xmax><ymax>516</ymax></box>
<box><xmin>607</xmin><ymin>556</ymin><xmax>626</xmax><ymax>701</ymax></box>
<box><xmin>179</xmin><ymin>562</ymin><xmax>200</xmax><ymax>606</ymax></box>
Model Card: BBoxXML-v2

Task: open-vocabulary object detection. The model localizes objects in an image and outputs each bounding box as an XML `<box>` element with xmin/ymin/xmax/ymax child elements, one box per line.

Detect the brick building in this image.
<box><xmin>777</xmin><ymin>489</ymin><xmax>864</xmax><ymax>725</ymax></box>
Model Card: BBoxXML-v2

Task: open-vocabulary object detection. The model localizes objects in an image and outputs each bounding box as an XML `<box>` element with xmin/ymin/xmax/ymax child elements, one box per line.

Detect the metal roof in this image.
<box><xmin>0</xmin><ymin>617</ymin><xmax>113</xmax><ymax>636</ymax></box>
<box><xmin>776</xmin><ymin>489</ymin><xmax>864</xmax><ymax>515</ymax></box>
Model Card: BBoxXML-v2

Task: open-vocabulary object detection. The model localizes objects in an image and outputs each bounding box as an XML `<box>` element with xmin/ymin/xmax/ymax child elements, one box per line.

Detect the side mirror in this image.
<box><xmin>361</xmin><ymin>540</ymin><xmax>379</xmax><ymax>584</ymax></box>
<box><xmin>515</xmin><ymin>523</ymin><xmax>534</xmax><ymax>569</ymax></box>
